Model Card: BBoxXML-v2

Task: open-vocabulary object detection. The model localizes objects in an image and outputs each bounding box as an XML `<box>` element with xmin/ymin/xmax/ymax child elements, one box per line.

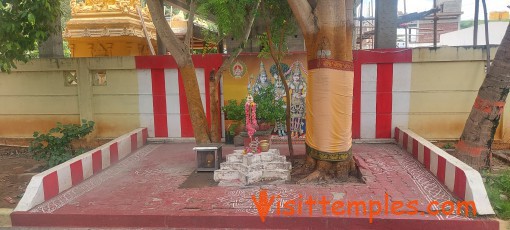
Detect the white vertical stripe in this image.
<box><xmin>164</xmin><ymin>69</ymin><xmax>181</xmax><ymax>137</ymax></box>
<box><xmin>101</xmin><ymin>146</ymin><xmax>111</xmax><ymax>169</ymax></box>
<box><xmin>361</xmin><ymin>64</ymin><xmax>377</xmax><ymax>139</ymax></box>
<box><xmin>137</xmin><ymin>70</ymin><xmax>155</xmax><ymax>137</ymax></box>
<box><xmin>118</xmin><ymin>139</ymin><xmax>131</xmax><ymax>159</ymax></box>
<box><xmin>56</xmin><ymin>166</ymin><xmax>72</xmax><ymax>193</ymax></box>
<box><xmin>418</xmin><ymin>143</ymin><xmax>424</xmax><ymax>163</ymax></box>
<box><xmin>445</xmin><ymin>162</ymin><xmax>456</xmax><ymax>191</ymax></box>
<box><xmin>137</xmin><ymin>130</ymin><xmax>143</xmax><ymax>148</ymax></box>
<box><xmin>196</xmin><ymin>68</ymin><xmax>207</xmax><ymax>112</ymax></box>
<box><xmin>430</xmin><ymin>152</ymin><xmax>439</xmax><ymax>176</ymax></box>
<box><xmin>392</xmin><ymin>63</ymin><xmax>412</xmax><ymax>138</ymax></box>
<box><xmin>82</xmin><ymin>155</ymin><xmax>93</xmax><ymax>179</ymax></box>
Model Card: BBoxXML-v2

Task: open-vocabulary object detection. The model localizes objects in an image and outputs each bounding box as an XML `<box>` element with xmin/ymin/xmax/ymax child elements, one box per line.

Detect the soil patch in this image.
<box><xmin>0</xmin><ymin>146</ymin><xmax>44</xmax><ymax>209</ymax></box>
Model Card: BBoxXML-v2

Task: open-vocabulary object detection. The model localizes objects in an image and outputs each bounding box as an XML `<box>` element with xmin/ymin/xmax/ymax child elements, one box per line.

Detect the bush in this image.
<box><xmin>484</xmin><ymin>170</ymin><xmax>510</xmax><ymax>219</ymax></box>
<box><xmin>253</xmin><ymin>84</ymin><xmax>285</xmax><ymax>123</ymax></box>
<box><xmin>222</xmin><ymin>99</ymin><xmax>246</xmax><ymax>121</ymax></box>
<box><xmin>29</xmin><ymin>120</ymin><xmax>95</xmax><ymax>167</ymax></box>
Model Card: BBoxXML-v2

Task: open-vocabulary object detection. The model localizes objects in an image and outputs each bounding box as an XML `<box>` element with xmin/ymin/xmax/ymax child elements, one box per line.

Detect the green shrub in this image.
<box><xmin>29</xmin><ymin>120</ymin><xmax>95</xmax><ymax>167</ymax></box>
<box><xmin>253</xmin><ymin>84</ymin><xmax>285</xmax><ymax>123</ymax></box>
<box><xmin>222</xmin><ymin>99</ymin><xmax>246</xmax><ymax>121</ymax></box>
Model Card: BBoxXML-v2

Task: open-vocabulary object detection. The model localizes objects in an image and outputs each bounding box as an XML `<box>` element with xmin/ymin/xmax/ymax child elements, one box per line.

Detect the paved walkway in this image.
<box><xmin>12</xmin><ymin>143</ymin><xmax>498</xmax><ymax>229</ymax></box>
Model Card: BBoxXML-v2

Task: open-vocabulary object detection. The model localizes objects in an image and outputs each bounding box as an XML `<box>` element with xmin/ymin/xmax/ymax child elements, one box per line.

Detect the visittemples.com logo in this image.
<box><xmin>251</xmin><ymin>189</ymin><xmax>476</xmax><ymax>223</ymax></box>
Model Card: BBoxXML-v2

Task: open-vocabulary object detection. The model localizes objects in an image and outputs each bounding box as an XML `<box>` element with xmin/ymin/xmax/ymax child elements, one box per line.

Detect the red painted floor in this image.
<box><xmin>12</xmin><ymin>143</ymin><xmax>498</xmax><ymax>229</ymax></box>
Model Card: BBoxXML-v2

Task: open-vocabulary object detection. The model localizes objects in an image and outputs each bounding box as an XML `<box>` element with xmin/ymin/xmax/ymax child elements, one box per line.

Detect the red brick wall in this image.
<box><xmin>417</xmin><ymin>22</ymin><xmax>459</xmax><ymax>43</ymax></box>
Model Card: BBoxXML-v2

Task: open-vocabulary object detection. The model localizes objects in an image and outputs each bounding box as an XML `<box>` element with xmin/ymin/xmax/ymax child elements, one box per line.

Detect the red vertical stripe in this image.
<box><xmin>454</xmin><ymin>167</ymin><xmax>467</xmax><ymax>200</ymax></box>
<box><xmin>403</xmin><ymin>133</ymin><xmax>408</xmax><ymax>151</ymax></box>
<box><xmin>437</xmin><ymin>156</ymin><xmax>447</xmax><ymax>184</ymax></box>
<box><xmin>130</xmin><ymin>133</ymin><xmax>138</xmax><ymax>152</ymax></box>
<box><xmin>151</xmin><ymin>69</ymin><xmax>168</xmax><ymax>137</ymax></box>
<box><xmin>70</xmin><ymin>161</ymin><xmax>84</xmax><ymax>186</ymax></box>
<box><xmin>424</xmin><ymin>147</ymin><xmax>431</xmax><ymax>170</ymax></box>
<box><xmin>142</xmin><ymin>128</ymin><xmax>148</xmax><ymax>145</ymax></box>
<box><xmin>178</xmin><ymin>70</ymin><xmax>194</xmax><ymax>137</ymax></box>
<box><xmin>412</xmin><ymin>140</ymin><xmax>418</xmax><ymax>159</ymax></box>
<box><xmin>92</xmin><ymin>150</ymin><xmax>102</xmax><ymax>174</ymax></box>
<box><xmin>110</xmin><ymin>143</ymin><xmax>119</xmax><ymax>164</ymax></box>
<box><xmin>352</xmin><ymin>58</ymin><xmax>362</xmax><ymax>139</ymax></box>
<box><xmin>43</xmin><ymin>171</ymin><xmax>59</xmax><ymax>200</ymax></box>
<box><xmin>376</xmin><ymin>63</ymin><xmax>393</xmax><ymax>138</ymax></box>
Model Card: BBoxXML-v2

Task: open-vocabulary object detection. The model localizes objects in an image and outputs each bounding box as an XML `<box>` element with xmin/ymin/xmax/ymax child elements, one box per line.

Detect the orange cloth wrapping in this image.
<box><xmin>305</xmin><ymin>68</ymin><xmax>353</xmax><ymax>153</ymax></box>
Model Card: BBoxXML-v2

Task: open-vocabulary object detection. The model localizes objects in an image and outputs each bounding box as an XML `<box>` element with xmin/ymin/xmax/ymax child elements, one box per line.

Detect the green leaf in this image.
<box><xmin>27</xmin><ymin>13</ymin><xmax>35</xmax><ymax>25</ymax></box>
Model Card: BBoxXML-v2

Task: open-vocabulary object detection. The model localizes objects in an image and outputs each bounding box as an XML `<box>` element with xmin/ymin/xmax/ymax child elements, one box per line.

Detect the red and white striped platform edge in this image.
<box><xmin>394</xmin><ymin>127</ymin><xmax>495</xmax><ymax>215</ymax></box>
<box><xmin>14</xmin><ymin>128</ymin><xmax>148</xmax><ymax>212</ymax></box>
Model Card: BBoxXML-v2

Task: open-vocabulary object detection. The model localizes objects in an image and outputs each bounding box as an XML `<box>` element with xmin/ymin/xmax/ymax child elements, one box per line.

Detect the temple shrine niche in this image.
<box><xmin>64</xmin><ymin>0</ymin><xmax>208</xmax><ymax>57</ymax></box>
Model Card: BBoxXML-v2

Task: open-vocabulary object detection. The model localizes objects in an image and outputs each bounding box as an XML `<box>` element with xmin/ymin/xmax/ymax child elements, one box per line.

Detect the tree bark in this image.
<box><xmin>147</xmin><ymin>0</ymin><xmax>211</xmax><ymax>144</ymax></box>
<box><xmin>456</xmin><ymin>24</ymin><xmax>510</xmax><ymax>170</ymax></box>
<box><xmin>38</xmin><ymin>13</ymin><xmax>64</xmax><ymax>58</ymax></box>
<box><xmin>288</xmin><ymin>0</ymin><xmax>354</xmax><ymax>182</ymax></box>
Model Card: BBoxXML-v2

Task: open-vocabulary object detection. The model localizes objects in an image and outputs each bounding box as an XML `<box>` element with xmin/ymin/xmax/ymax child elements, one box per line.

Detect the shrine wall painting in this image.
<box><xmin>222</xmin><ymin>52</ymin><xmax>308</xmax><ymax>138</ymax></box>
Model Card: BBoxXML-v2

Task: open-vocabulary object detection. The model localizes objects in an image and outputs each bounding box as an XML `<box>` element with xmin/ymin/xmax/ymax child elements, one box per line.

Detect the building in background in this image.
<box><xmin>414</xmin><ymin>0</ymin><xmax>462</xmax><ymax>45</ymax></box>
<box><xmin>440</xmin><ymin>21</ymin><xmax>509</xmax><ymax>46</ymax></box>
<box><xmin>490</xmin><ymin>11</ymin><xmax>510</xmax><ymax>21</ymax></box>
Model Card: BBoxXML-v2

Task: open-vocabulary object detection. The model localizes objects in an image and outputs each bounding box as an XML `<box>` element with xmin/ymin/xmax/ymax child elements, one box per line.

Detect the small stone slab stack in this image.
<box><xmin>214</xmin><ymin>149</ymin><xmax>291</xmax><ymax>186</ymax></box>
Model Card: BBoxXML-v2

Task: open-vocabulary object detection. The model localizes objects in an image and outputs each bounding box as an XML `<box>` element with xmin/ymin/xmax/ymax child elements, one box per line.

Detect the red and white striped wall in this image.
<box><xmin>135</xmin><ymin>55</ymin><xmax>223</xmax><ymax>138</ymax></box>
<box><xmin>15</xmin><ymin>128</ymin><xmax>148</xmax><ymax>212</ymax></box>
<box><xmin>353</xmin><ymin>49</ymin><xmax>413</xmax><ymax>139</ymax></box>
<box><xmin>395</xmin><ymin>127</ymin><xmax>495</xmax><ymax>215</ymax></box>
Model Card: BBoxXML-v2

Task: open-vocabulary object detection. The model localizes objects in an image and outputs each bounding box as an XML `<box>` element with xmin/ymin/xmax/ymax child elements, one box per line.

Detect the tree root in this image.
<box><xmin>297</xmin><ymin>160</ymin><xmax>333</xmax><ymax>183</ymax></box>
<box><xmin>291</xmin><ymin>155</ymin><xmax>316</xmax><ymax>176</ymax></box>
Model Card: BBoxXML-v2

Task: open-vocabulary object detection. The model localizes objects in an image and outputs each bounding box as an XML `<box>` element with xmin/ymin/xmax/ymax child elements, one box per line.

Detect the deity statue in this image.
<box><xmin>289</xmin><ymin>63</ymin><xmax>307</xmax><ymax>137</ymax></box>
<box><xmin>252</xmin><ymin>62</ymin><xmax>272</xmax><ymax>95</ymax></box>
<box><xmin>270</xmin><ymin>63</ymin><xmax>289</xmax><ymax>137</ymax></box>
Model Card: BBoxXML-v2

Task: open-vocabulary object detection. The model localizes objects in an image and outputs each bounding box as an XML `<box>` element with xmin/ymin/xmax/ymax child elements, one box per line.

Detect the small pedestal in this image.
<box><xmin>213</xmin><ymin>149</ymin><xmax>291</xmax><ymax>186</ymax></box>
<box><xmin>193</xmin><ymin>144</ymin><xmax>222</xmax><ymax>172</ymax></box>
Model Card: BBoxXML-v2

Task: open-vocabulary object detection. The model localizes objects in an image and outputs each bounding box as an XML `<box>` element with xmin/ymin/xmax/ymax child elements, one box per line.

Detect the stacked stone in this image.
<box><xmin>214</xmin><ymin>149</ymin><xmax>291</xmax><ymax>186</ymax></box>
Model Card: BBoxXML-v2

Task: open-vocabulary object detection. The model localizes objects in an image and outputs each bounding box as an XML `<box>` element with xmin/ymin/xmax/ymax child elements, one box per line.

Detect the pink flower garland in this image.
<box><xmin>245</xmin><ymin>101</ymin><xmax>258</xmax><ymax>139</ymax></box>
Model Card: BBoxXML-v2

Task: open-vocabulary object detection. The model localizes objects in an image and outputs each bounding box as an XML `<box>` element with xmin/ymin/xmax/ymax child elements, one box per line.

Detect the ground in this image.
<box><xmin>0</xmin><ymin>146</ymin><xmax>44</xmax><ymax>209</ymax></box>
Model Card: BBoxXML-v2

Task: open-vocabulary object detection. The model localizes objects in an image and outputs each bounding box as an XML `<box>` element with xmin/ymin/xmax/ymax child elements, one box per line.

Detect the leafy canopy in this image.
<box><xmin>0</xmin><ymin>0</ymin><xmax>61</xmax><ymax>72</ymax></box>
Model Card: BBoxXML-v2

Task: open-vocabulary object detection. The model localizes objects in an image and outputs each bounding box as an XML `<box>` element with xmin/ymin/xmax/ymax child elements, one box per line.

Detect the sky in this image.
<box><xmin>406</xmin><ymin>0</ymin><xmax>508</xmax><ymax>20</ymax></box>
<box><xmin>362</xmin><ymin>0</ymin><xmax>510</xmax><ymax>20</ymax></box>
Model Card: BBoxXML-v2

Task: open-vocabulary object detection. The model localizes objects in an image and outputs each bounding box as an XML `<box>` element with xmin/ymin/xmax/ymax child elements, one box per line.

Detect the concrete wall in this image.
<box><xmin>0</xmin><ymin>47</ymin><xmax>505</xmax><ymax>142</ymax></box>
<box><xmin>410</xmin><ymin>46</ymin><xmax>500</xmax><ymax>140</ymax></box>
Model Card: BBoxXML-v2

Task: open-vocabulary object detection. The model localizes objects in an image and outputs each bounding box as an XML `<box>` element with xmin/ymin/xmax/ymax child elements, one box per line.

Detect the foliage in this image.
<box><xmin>29</xmin><ymin>120</ymin><xmax>95</xmax><ymax>168</ymax></box>
<box><xmin>0</xmin><ymin>0</ymin><xmax>61</xmax><ymax>72</ymax></box>
<box><xmin>484</xmin><ymin>170</ymin><xmax>510</xmax><ymax>219</ymax></box>
<box><xmin>222</xmin><ymin>99</ymin><xmax>246</xmax><ymax>121</ymax></box>
<box><xmin>253</xmin><ymin>84</ymin><xmax>285</xmax><ymax>123</ymax></box>
<box><xmin>257</xmin><ymin>0</ymin><xmax>296</xmax><ymax>59</ymax></box>
<box><xmin>197</xmin><ymin>0</ymin><xmax>258</xmax><ymax>43</ymax></box>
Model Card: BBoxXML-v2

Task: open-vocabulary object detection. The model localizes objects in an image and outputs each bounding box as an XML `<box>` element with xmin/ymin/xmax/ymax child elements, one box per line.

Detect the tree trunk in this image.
<box><xmin>456</xmin><ymin>24</ymin><xmax>510</xmax><ymax>170</ymax></box>
<box><xmin>288</xmin><ymin>0</ymin><xmax>354</xmax><ymax>182</ymax></box>
<box><xmin>38</xmin><ymin>13</ymin><xmax>64</xmax><ymax>58</ymax></box>
<box><xmin>147</xmin><ymin>0</ymin><xmax>211</xmax><ymax>144</ymax></box>
<box><xmin>210</xmin><ymin>73</ymin><xmax>222</xmax><ymax>143</ymax></box>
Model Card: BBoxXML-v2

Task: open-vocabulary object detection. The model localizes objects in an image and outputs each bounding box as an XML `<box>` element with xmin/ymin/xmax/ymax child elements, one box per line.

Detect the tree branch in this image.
<box><xmin>184</xmin><ymin>0</ymin><xmax>196</xmax><ymax>54</ymax></box>
<box><xmin>287</xmin><ymin>0</ymin><xmax>316</xmax><ymax>34</ymax></box>
<box><xmin>146</xmin><ymin>0</ymin><xmax>188</xmax><ymax>65</ymax></box>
